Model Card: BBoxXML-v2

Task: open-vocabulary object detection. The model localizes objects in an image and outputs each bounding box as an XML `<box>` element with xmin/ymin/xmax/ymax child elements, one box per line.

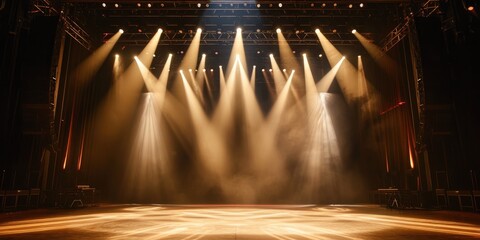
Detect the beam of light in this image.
<box><xmin>301</xmin><ymin>93</ymin><xmax>342</xmax><ymax>202</ymax></box>
<box><xmin>303</xmin><ymin>53</ymin><xmax>318</xmax><ymax>114</ymax></box>
<box><xmin>123</xmin><ymin>93</ymin><xmax>171</xmax><ymax>201</ymax></box>
<box><xmin>315</xmin><ymin>31</ymin><xmax>359</xmax><ymax>103</ymax></box>
<box><xmin>89</xmin><ymin>30</ymin><xmax>162</xmax><ymax>175</ymax></box>
<box><xmin>353</xmin><ymin>31</ymin><xmax>398</xmax><ymax>79</ymax></box>
<box><xmin>250</xmin><ymin>65</ymin><xmax>256</xmax><ymax>91</ymax></box>
<box><xmin>262</xmin><ymin>68</ymin><xmax>276</xmax><ymax>100</ymax></box>
<box><xmin>277</xmin><ymin>29</ymin><xmax>304</xmax><ymax>97</ymax></box>
<box><xmin>188</xmin><ymin>68</ymin><xmax>204</xmax><ymax>105</ymax></box>
<box><xmin>219</xmin><ymin>65</ymin><xmax>226</xmax><ymax>93</ymax></box>
<box><xmin>134</xmin><ymin>57</ymin><xmax>157</xmax><ymax>92</ymax></box>
<box><xmin>226</xmin><ymin>27</ymin><xmax>247</xmax><ymax>79</ymax></box>
<box><xmin>267</xmin><ymin>70</ymin><xmax>295</xmax><ymax>131</ymax></box>
<box><xmin>202</xmin><ymin>70</ymin><xmax>214</xmax><ymax>107</ymax></box>
<box><xmin>269</xmin><ymin>54</ymin><xmax>286</xmax><ymax>95</ymax></box>
<box><xmin>179</xmin><ymin>70</ymin><xmax>228</xmax><ymax>180</ymax></box>
<box><xmin>73</xmin><ymin>30</ymin><xmax>122</xmax><ymax>86</ymax></box>
<box><xmin>236</xmin><ymin>55</ymin><xmax>264</xmax><ymax>129</ymax></box>
<box><xmin>155</xmin><ymin>53</ymin><xmax>173</xmax><ymax>93</ymax></box>
<box><xmin>195</xmin><ymin>53</ymin><xmax>207</xmax><ymax>92</ymax></box>
<box><xmin>316</xmin><ymin>57</ymin><xmax>345</xmax><ymax>92</ymax></box>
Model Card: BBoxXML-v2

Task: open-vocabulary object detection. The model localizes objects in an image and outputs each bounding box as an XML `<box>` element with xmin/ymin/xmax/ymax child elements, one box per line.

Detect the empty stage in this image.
<box><xmin>1</xmin><ymin>204</ymin><xmax>479</xmax><ymax>239</ymax></box>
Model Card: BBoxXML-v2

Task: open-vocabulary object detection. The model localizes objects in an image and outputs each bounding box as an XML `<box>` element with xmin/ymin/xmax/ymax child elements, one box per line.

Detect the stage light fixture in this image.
<box><xmin>310</xmin><ymin>3</ymin><xmax>315</xmax><ymax>7</ymax></box>
<box><xmin>114</xmin><ymin>3</ymin><xmax>119</xmax><ymax>8</ymax></box>
<box><xmin>269</xmin><ymin>53</ymin><xmax>273</xmax><ymax>57</ymax></box>
<box><xmin>269</xmin><ymin>69</ymin><xmax>273</xmax><ymax>72</ymax></box>
<box><xmin>169</xmin><ymin>53</ymin><xmax>172</xmax><ymax>57</ymax></box>
<box><xmin>210</xmin><ymin>69</ymin><xmax>214</xmax><ymax>72</ymax></box>
<box><xmin>468</xmin><ymin>6</ymin><xmax>474</xmax><ymax>11</ymax></box>
<box><xmin>256</xmin><ymin>29</ymin><xmax>261</xmax><ymax>32</ymax></box>
<box><xmin>119</xmin><ymin>29</ymin><xmax>124</xmax><ymax>33</ymax></box>
<box><xmin>206</xmin><ymin>3</ymin><xmax>209</xmax><ymax>7</ymax></box>
<box><xmin>319</xmin><ymin>54</ymin><xmax>323</xmax><ymax>58</ymax></box>
<box><xmin>342</xmin><ymin>56</ymin><xmax>346</xmax><ymax>59</ymax></box>
<box><xmin>197</xmin><ymin>28</ymin><xmax>202</xmax><ymax>33</ymax></box>
<box><xmin>180</xmin><ymin>51</ymin><xmax>184</xmax><ymax>54</ymax></box>
<box><xmin>349</xmin><ymin>4</ymin><xmax>353</xmax><ymax>8</ymax></box>
<box><xmin>269</xmin><ymin>3</ymin><xmax>273</xmax><ymax>7</ymax></box>
<box><xmin>158</xmin><ymin>28</ymin><xmax>163</xmax><ymax>33</ymax></box>
<box><xmin>257</xmin><ymin>3</ymin><xmax>261</xmax><ymax>8</ymax></box>
<box><xmin>358</xmin><ymin>55</ymin><xmax>361</xmax><ymax>58</ymax></box>
<box><xmin>153</xmin><ymin>54</ymin><xmax>156</xmax><ymax>57</ymax></box>
<box><xmin>332</xmin><ymin>29</ymin><xmax>337</xmax><ymax>33</ymax></box>
<box><xmin>278</xmin><ymin>3</ymin><xmax>283</xmax><ymax>8</ymax></box>
<box><xmin>134</xmin><ymin>56</ymin><xmax>138</xmax><ymax>60</ymax></box>
<box><xmin>215</xmin><ymin>51</ymin><xmax>219</xmax><ymax>55</ymax></box>
<box><xmin>237</xmin><ymin>27</ymin><xmax>242</xmax><ymax>33</ymax></box>
<box><xmin>219</xmin><ymin>65</ymin><xmax>222</xmax><ymax>68</ymax></box>
<box><xmin>202</xmin><ymin>53</ymin><xmax>206</xmax><ymax>57</ymax></box>
<box><xmin>197</xmin><ymin>3</ymin><xmax>201</xmax><ymax>8</ymax></box>
<box><xmin>360</xmin><ymin>3</ymin><xmax>364</xmax><ymax>8</ymax></box>
<box><xmin>137</xmin><ymin>3</ymin><xmax>141</xmax><ymax>7</ymax></box>
<box><xmin>302</xmin><ymin>53</ymin><xmax>307</xmax><ymax>57</ymax></box>
<box><xmin>276</xmin><ymin>28</ymin><xmax>281</xmax><ymax>33</ymax></box>
<box><xmin>333</xmin><ymin>3</ymin><xmax>337</xmax><ymax>7</ymax></box>
<box><xmin>352</xmin><ymin>29</ymin><xmax>357</xmax><ymax>34</ymax></box>
<box><xmin>322</xmin><ymin>3</ymin><xmax>326</xmax><ymax>7</ymax></box>
<box><xmin>262</xmin><ymin>69</ymin><xmax>265</xmax><ymax>72</ymax></box>
<box><xmin>160</xmin><ymin>3</ymin><xmax>165</xmax><ymax>7</ymax></box>
<box><xmin>102</xmin><ymin>3</ymin><xmax>106</xmax><ymax>7</ymax></box>
<box><xmin>257</xmin><ymin>50</ymin><xmax>261</xmax><ymax>54</ymax></box>
<box><xmin>203</xmin><ymin>69</ymin><xmax>206</xmax><ymax>72</ymax></box>
<box><xmin>315</xmin><ymin>29</ymin><xmax>320</xmax><ymax>33</ymax></box>
<box><xmin>147</xmin><ymin>3</ymin><xmax>152</xmax><ymax>8</ymax></box>
<box><xmin>115</xmin><ymin>54</ymin><xmax>119</xmax><ymax>58</ymax></box>
<box><xmin>282</xmin><ymin>69</ymin><xmax>286</xmax><ymax>72</ymax></box>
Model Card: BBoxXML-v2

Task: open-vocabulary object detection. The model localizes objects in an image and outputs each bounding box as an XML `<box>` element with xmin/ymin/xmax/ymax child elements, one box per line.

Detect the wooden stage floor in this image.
<box><xmin>0</xmin><ymin>204</ymin><xmax>479</xmax><ymax>239</ymax></box>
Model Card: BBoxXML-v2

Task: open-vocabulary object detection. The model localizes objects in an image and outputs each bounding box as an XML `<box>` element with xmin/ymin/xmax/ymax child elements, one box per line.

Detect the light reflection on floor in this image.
<box><xmin>0</xmin><ymin>205</ymin><xmax>479</xmax><ymax>239</ymax></box>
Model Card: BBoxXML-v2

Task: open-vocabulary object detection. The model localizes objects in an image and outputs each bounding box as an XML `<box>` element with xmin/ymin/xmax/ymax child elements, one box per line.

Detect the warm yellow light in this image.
<box><xmin>169</xmin><ymin>53</ymin><xmax>173</xmax><ymax>57</ymax></box>
<box><xmin>269</xmin><ymin>69</ymin><xmax>272</xmax><ymax>72</ymax></box>
<box><xmin>134</xmin><ymin>56</ymin><xmax>138</xmax><ymax>60</ymax></box>
<box><xmin>468</xmin><ymin>6</ymin><xmax>474</xmax><ymax>11</ymax></box>
<box><xmin>282</xmin><ymin>69</ymin><xmax>286</xmax><ymax>72</ymax></box>
<box><xmin>276</xmin><ymin>28</ymin><xmax>281</xmax><ymax>33</ymax></box>
<box><xmin>202</xmin><ymin>53</ymin><xmax>206</xmax><ymax>57</ymax></box>
<box><xmin>102</xmin><ymin>3</ymin><xmax>106</xmax><ymax>7</ymax></box>
<box><xmin>188</xmin><ymin>69</ymin><xmax>192</xmax><ymax>72</ymax></box>
<box><xmin>352</xmin><ymin>29</ymin><xmax>357</xmax><ymax>34</ymax></box>
<box><xmin>197</xmin><ymin>28</ymin><xmax>202</xmax><ymax>33</ymax></box>
<box><xmin>342</xmin><ymin>56</ymin><xmax>346</xmax><ymax>60</ymax></box>
<box><xmin>315</xmin><ymin>29</ymin><xmax>320</xmax><ymax>34</ymax></box>
<box><xmin>203</xmin><ymin>69</ymin><xmax>206</xmax><ymax>72</ymax></box>
<box><xmin>319</xmin><ymin>54</ymin><xmax>323</xmax><ymax>58</ymax></box>
<box><xmin>237</xmin><ymin>27</ymin><xmax>242</xmax><ymax>32</ymax></box>
<box><xmin>262</xmin><ymin>69</ymin><xmax>265</xmax><ymax>72</ymax></box>
<box><xmin>115</xmin><ymin>54</ymin><xmax>119</xmax><ymax>58</ymax></box>
<box><xmin>119</xmin><ymin>29</ymin><xmax>124</xmax><ymax>34</ymax></box>
<box><xmin>269</xmin><ymin>53</ymin><xmax>273</xmax><ymax>58</ymax></box>
<box><xmin>360</xmin><ymin>3</ymin><xmax>364</xmax><ymax>8</ymax></box>
<box><xmin>303</xmin><ymin>53</ymin><xmax>307</xmax><ymax>57</ymax></box>
<box><xmin>158</xmin><ymin>28</ymin><xmax>163</xmax><ymax>33</ymax></box>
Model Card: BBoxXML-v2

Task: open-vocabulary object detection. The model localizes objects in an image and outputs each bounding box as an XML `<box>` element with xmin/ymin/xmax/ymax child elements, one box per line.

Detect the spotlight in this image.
<box><xmin>197</xmin><ymin>3</ymin><xmax>201</xmax><ymax>8</ymax></box>
<box><xmin>102</xmin><ymin>3</ymin><xmax>106</xmax><ymax>7</ymax></box>
<box><xmin>468</xmin><ymin>6</ymin><xmax>474</xmax><ymax>11</ymax></box>
<box><xmin>147</xmin><ymin>3</ymin><xmax>152</xmax><ymax>8</ymax></box>
<box><xmin>332</xmin><ymin>29</ymin><xmax>337</xmax><ymax>33</ymax></box>
<box><xmin>269</xmin><ymin>69</ymin><xmax>273</xmax><ymax>72</ymax></box>
<box><xmin>352</xmin><ymin>29</ymin><xmax>357</xmax><ymax>34</ymax></box>
<box><xmin>257</xmin><ymin>3</ymin><xmax>261</xmax><ymax>8</ymax></box>
<box><xmin>217</xmin><ymin>30</ymin><xmax>222</xmax><ymax>34</ymax></box>
<box><xmin>278</xmin><ymin>3</ymin><xmax>283</xmax><ymax>8</ymax></box>
<box><xmin>237</xmin><ymin>27</ymin><xmax>242</xmax><ymax>32</ymax></box>
<box><xmin>360</xmin><ymin>3</ymin><xmax>364</xmax><ymax>8</ymax></box>
<box><xmin>137</xmin><ymin>28</ymin><xmax>142</xmax><ymax>33</ymax></box>
<box><xmin>262</xmin><ymin>69</ymin><xmax>265</xmax><ymax>72</ymax></box>
<box><xmin>137</xmin><ymin>3</ymin><xmax>141</xmax><ymax>7</ymax></box>
<box><xmin>276</xmin><ymin>28</ymin><xmax>281</xmax><ymax>33</ymax></box>
<box><xmin>119</xmin><ymin>29</ymin><xmax>124</xmax><ymax>34</ymax></box>
<box><xmin>153</xmin><ymin>54</ymin><xmax>156</xmax><ymax>57</ymax></box>
<box><xmin>169</xmin><ymin>53</ymin><xmax>173</xmax><ymax>57</ymax></box>
<box><xmin>115</xmin><ymin>54</ymin><xmax>119</xmax><ymax>58</ymax></box>
<box><xmin>180</xmin><ymin>50</ymin><xmax>184</xmax><ymax>54</ymax></box>
<box><xmin>315</xmin><ymin>29</ymin><xmax>320</xmax><ymax>33</ymax></box>
<box><xmin>310</xmin><ymin>3</ymin><xmax>315</xmax><ymax>7</ymax></box>
<box><xmin>160</xmin><ymin>3</ymin><xmax>165</xmax><ymax>7</ymax></box>
<box><xmin>333</xmin><ymin>3</ymin><xmax>337</xmax><ymax>7</ymax></box>
<box><xmin>203</xmin><ymin>69</ymin><xmax>206</xmax><ymax>72</ymax></box>
<box><xmin>210</xmin><ymin>69</ymin><xmax>214</xmax><ymax>72</ymax></box>
<box><xmin>189</xmin><ymin>69</ymin><xmax>192</xmax><ymax>72</ymax></box>
<box><xmin>302</xmin><ymin>53</ymin><xmax>307</xmax><ymax>57</ymax></box>
<box><xmin>219</xmin><ymin>65</ymin><xmax>222</xmax><ymax>68</ymax></box>
<box><xmin>158</xmin><ymin>28</ymin><xmax>163</xmax><ymax>33</ymax></box>
<box><xmin>202</xmin><ymin>53</ymin><xmax>206</xmax><ymax>57</ymax></box>
<box><xmin>179</xmin><ymin>30</ymin><xmax>183</xmax><ymax>34</ymax></box>
<box><xmin>358</xmin><ymin>55</ymin><xmax>361</xmax><ymax>58</ymax></box>
<box><xmin>282</xmin><ymin>69</ymin><xmax>286</xmax><ymax>72</ymax></box>
<box><xmin>253</xmin><ymin>65</ymin><xmax>256</xmax><ymax>68</ymax></box>
<box><xmin>197</xmin><ymin>28</ymin><xmax>202</xmax><ymax>33</ymax></box>
<box><xmin>114</xmin><ymin>3</ymin><xmax>119</xmax><ymax>8</ymax></box>
<box><xmin>257</xmin><ymin>50</ymin><xmax>261</xmax><ymax>54</ymax></box>
<box><xmin>134</xmin><ymin>56</ymin><xmax>138</xmax><ymax>60</ymax></box>
<box><xmin>215</xmin><ymin>51</ymin><xmax>219</xmax><ymax>55</ymax></box>
<box><xmin>269</xmin><ymin>53</ymin><xmax>273</xmax><ymax>57</ymax></box>
<box><xmin>322</xmin><ymin>3</ymin><xmax>326</xmax><ymax>7</ymax></box>
<box><xmin>349</xmin><ymin>4</ymin><xmax>353</xmax><ymax>8</ymax></box>
<box><xmin>269</xmin><ymin>3</ymin><xmax>273</xmax><ymax>7</ymax></box>
<box><xmin>292</xmin><ymin>50</ymin><xmax>296</xmax><ymax>53</ymax></box>
<box><xmin>319</xmin><ymin>54</ymin><xmax>323</xmax><ymax>58</ymax></box>
<box><xmin>206</xmin><ymin>3</ymin><xmax>209</xmax><ymax>7</ymax></box>
<box><xmin>342</xmin><ymin>56</ymin><xmax>346</xmax><ymax>60</ymax></box>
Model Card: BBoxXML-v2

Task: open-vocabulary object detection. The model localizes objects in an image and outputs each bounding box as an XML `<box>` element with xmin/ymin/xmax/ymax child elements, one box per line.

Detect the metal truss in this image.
<box><xmin>104</xmin><ymin>31</ymin><xmax>364</xmax><ymax>46</ymax></box>
<box><xmin>381</xmin><ymin>0</ymin><xmax>440</xmax><ymax>52</ymax></box>
<box><xmin>33</xmin><ymin>0</ymin><xmax>92</xmax><ymax>50</ymax></box>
